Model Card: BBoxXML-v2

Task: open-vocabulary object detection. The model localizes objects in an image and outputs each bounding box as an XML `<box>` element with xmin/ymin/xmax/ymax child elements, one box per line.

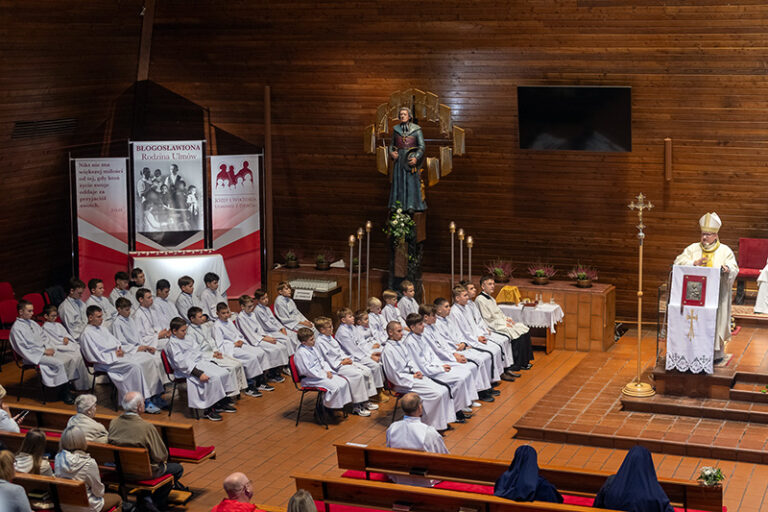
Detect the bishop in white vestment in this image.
<box><xmin>673</xmin><ymin>212</ymin><xmax>738</xmax><ymax>361</ymax></box>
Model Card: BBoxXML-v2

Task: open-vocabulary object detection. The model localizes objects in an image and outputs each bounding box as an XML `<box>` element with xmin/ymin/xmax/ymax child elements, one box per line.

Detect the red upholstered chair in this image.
<box><xmin>735</xmin><ymin>238</ymin><xmax>768</xmax><ymax>304</ymax></box>
<box><xmin>160</xmin><ymin>349</ymin><xmax>198</xmax><ymax>419</ymax></box>
<box><xmin>22</xmin><ymin>293</ymin><xmax>45</xmax><ymax>316</ymax></box>
<box><xmin>0</xmin><ymin>298</ymin><xmax>19</xmax><ymax>369</ymax></box>
<box><xmin>0</xmin><ymin>282</ymin><xmax>14</xmax><ymax>301</ymax></box>
<box><xmin>380</xmin><ymin>366</ymin><xmax>405</xmax><ymax>424</ymax></box>
<box><xmin>288</xmin><ymin>354</ymin><xmax>329</xmax><ymax>428</ymax></box>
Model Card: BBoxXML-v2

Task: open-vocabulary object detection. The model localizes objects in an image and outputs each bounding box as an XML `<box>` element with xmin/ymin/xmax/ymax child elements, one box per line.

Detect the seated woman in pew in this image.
<box><xmin>54</xmin><ymin>426</ymin><xmax>123</xmax><ymax>512</ymax></box>
<box><xmin>0</xmin><ymin>449</ymin><xmax>33</xmax><ymax>512</ymax></box>
<box><xmin>593</xmin><ymin>445</ymin><xmax>673</xmax><ymax>512</ymax></box>
<box><xmin>14</xmin><ymin>429</ymin><xmax>53</xmax><ymax>477</ymax></box>
<box><xmin>494</xmin><ymin>445</ymin><xmax>562</xmax><ymax>504</ymax></box>
<box><xmin>0</xmin><ymin>385</ymin><xmax>22</xmax><ymax>433</ymax></box>
<box><xmin>66</xmin><ymin>394</ymin><xmax>109</xmax><ymax>443</ymax></box>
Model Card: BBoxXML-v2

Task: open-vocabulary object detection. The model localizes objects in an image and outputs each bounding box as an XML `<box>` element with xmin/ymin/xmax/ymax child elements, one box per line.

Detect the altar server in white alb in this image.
<box><xmin>366</xmin><ymin>297</ymin><xmax>389</xmax><ymax>345</ymax></box>
<box><xmin>201</xmin><ymin>272</ymin><xmax>228</xmax><ymax>320</ymax></box>
<box><xmin>58</xmin><ymin>278</ymin><xmax>89</xmax><ymax>341</ymax></box>
<box><xmin>79</xmin><ymin>305</ymin><xmax>166</xmax><ymax>410</ymax></box>
<box><xmin>165</xmin><ymin>317</ymin><xmax>238</xmax><ymax>421</ymax></box>
<box><xmin>213</xmin><ymin>302</ymin><xmax>270</xmax><ymax>396</ymax></box>
<box><xmin>127</xmin><ymin>267</ymin><xmax>147</xmax><ymax>304</ymax></box>
<box><xmin>403</xmin><ymin>313</ymin><xmax>477</xmax><ymax>422</ymax></box>
<box><xmin>152</xmin><ymin>280</ymin><xmax>178</xmax><ymax>329</ymax></box>
<box><xmin>386</xmin><ymin>392</ymin><xmax>448</xmax><ymax>487</ymax></box>
<box><xmin>186</xmin><ymin>306</ymin><xmax>248</xmax><ymax>394</ymax></box>
<box><xmin>334</xmin><ymin>308</ymin><xmax>386</xmax><ymax>398</ymax></box>
<box><xmin>292</xmin><ymin>327</ymin><xmax>352</xmax><ymax>410</ymax></box>
<box><xmin>10</xmin><ymin>300</ymin><xmax>88</xmax><ymax>403</ymax></box>
<box><xmin>382</xmin><ymin>321</ymin><xmax>456</xmax><ymax>431</ymax></box>
<box><xmin>85</xmin><ymin>278</ymin><xmax>117</xmax><ymax>330</ymax></box>
<box><xmin>274</xmin><ymin>281</ymin><xmax>315</xmax><ymax>333</ymax></box>
<box><xmin>354</xmin><ymin>310</ymin><xmax>384</xmax><ymax>353</ymax></box>
<box><xmin>674</xmin><ymin>212</ymin><xmax>739</xmax><ymax>361</ymax></box>
<box><xmin>133</xmin><ymin>288</ymin><xmax>172</xmax><ymax>349</ymax></box>
<box><xmin>254</xmin><ymin>289</ymin><xmax>300</xmax><ymax>351</ymax></box>
<box><xmin>109</xmin><ymin>271</ymin><xmax>137</xmax><ymax>311</ymax></box>
<box><xmin>41</xmin><ymin>305</ymin><xmax>86</xmax><ymax>365</ymax></box>
<box><xmin>313</xmin><ymin>316</ymin><xmax>378</xmax><ymax>416</ymax></box>
<box><xmin>382</xmin><ymin>290</ymin><xmax>408</xmax><ymax>328</ymax></box>
<box><xmin>176</xmin><ymin>275</ymin><xmax>205</xmax><ymax>322</ymax></box>
<box><xmin>476</xmin><ymin>275</ymin><xmax>535</xmax><ymax>371</ymax></box>
<box><xmin>236</xmin><ymin>295</ymin><xmax>289</xmax><ymax>382</ymax></box>
<box><xmin>398</xmin><ymin>280</ymin><xmax>420</xmax><ymax>318</ymax></box>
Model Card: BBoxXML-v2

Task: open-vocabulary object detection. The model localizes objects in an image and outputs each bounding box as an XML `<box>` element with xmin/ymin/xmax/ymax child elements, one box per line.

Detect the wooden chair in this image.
<box><xmin>160</xmin><ymin>349</ymin><xmax>198</xmax><ymax>419</ymax></box>
<box><xmin>288</xmin><ymin>354</ymin><xmax>328</xmax><ymax>428</ymax></box>
<box><xmin>735</xmin><ymin>237</ymin><xmax>768</xmax><ymax>304</ymax></box>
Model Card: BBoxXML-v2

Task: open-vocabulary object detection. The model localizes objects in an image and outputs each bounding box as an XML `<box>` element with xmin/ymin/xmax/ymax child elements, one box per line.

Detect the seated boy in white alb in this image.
<box><xmin>366</xmin><ymin>297</ymin><xmax>388</xmax><ymax>345</ymax></box>
<box><xmin>398</xmin><ymin>280</ymin><xmax>419</xmax><ymax>318</ymax></box>
<box><xmin>128</xmin><ymin>267</ymin><xmax>147</xmax><ymax>304</ymax></box>
<box><xmin>313</xmin><ymin>316</ymin><xmax>378</xmax><ymax>417</ymax></box>
<box><xmin>236</xmin><ymin>295</ymin><xmax>289</xmax><ymax>382</ymax></box>
<box><xmin>274</xmin><ymin>281</ymin><xmax>315</xmax><ymax>333</ymax></box>
<box><xmin>86</xmin><ymin>278</ymin><xmax>117</xmax><ymax>330</ymax></box>
<box><xmin>40</xmin><ymin>305</ymin><xmax>90</xmax><ymax>392</ymax></box>
<box><xmin>334</xmin><ymin>308</ymin><xmax>386</xmax><ymax>401</ymax></box>
<box><xmin>213</xmin><ymin>302</ymin><xmax>270</xmax><ymax>396</ymax></box>
<box><xmin>292</xmin><ymin>327</ymin><xmax>352</xmax><ymax>415</ymax></box>
<box><xmin>109</xmin><ymin>271</ymin><xmax>136</xmax><ymax>311</ymax></box>
<box><xmin>165</xmin><ymin>317</ymin><xmax>237</xmax><ymax>421</ymax></box>
<box><xmin>176</xmin><ymin>275</ymin><xmax>205</xmax><ymax>322</ymax></box>
<box><xmin>133</xmin><ymin>288</ymin><xmax>172</xmax><ymax>349</ymax></box>
<box><xmin>253</xmin><ymin>289</ymin><xmax>300</xmax><ymax>351</ymax></box>
<box><xmin>152</xmin><ymin>279</ymin><xmax>178</xmax><ymax>329</ymax></box>
<box><xmin>382</xmin><ymin>289</ymin><xmax>406</xmax><ymax>326</ymax></box>
<box><xmin>201</xmin><ymin>272</ymin><xmax>227</xmax><ymax>320</ymax></box>
<box><xmin>354</xmin><ymin>309</ymin><xmax>382</xmax><ymax>353</ymax></box>
<box><xmin>58</xmin><ymin>278</ymin><xmax>88</xmax><ymax>341</ymax></box>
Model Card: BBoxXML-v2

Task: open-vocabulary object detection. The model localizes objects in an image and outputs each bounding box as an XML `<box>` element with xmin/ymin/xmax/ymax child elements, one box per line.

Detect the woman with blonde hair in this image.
<box><xmin>14</xmin><ymin>429</ymin><xmax>53</xmax><ymax>476</ymax></box>
<box><xmin>287</xmin><ymin>489</ymin><xmax>317</xmax><ymax>512</ymax></box>
<box><xmin>0</xmin><ymin>449</ymin><xmax>33</xmax><ymax>511</ymax></box>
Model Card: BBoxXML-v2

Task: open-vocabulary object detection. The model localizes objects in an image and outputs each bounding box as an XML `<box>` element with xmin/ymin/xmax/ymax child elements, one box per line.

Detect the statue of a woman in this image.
<box><xmin>388</xmin><ymin>107</ymin><xmax>426</xmax><ymax>212</ymax></box>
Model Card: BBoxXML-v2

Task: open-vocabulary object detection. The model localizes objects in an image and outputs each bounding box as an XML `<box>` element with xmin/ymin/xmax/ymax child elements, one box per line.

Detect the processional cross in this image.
<box><xmin>686</xmin><ymin>310</ymin><xmax>698</xmax><ymax>342</ymax></box>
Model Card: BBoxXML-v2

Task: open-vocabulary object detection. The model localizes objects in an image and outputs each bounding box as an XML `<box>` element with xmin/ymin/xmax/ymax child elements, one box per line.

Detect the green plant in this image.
<box><xmin>527</xmin><ymin>262</ymin><xmax>556</xmax><ymax>279</ymax></box>
<box><xmin>568</xmin><ymin>264</ymin><xmax>598</xmax><ymax>281</ymax></box>
<box><xmin>697</xmin><ymin>466</ymin><xmax>724</xmax><ymax>487</ymax></box>
<box><xmin>315</xmin><ymin>249</ymin><xmax>335</xmax><ymax>264</ymax></box>
<box><xmin>384</xmin><ymin>202</ymin><xmax>415</xmax><ymax>244</ymax></box>
<box><xmin>485</xmin><ymin>259</ymin><xmax>514</xmax><ymax>280</ymax></box>
<box><xmin>284</xmin><ymin>249</ymin><xmax>297</xmax><ymax>262</ymax></box>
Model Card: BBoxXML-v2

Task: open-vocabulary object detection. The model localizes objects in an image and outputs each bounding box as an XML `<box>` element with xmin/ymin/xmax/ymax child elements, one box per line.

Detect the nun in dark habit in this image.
<box><xmin>493</xmin><ymin>445</ymin><xmax>563</xmax><ymax>503</ymax></box>
<box><xmin>593</xmin><ymin>445</ymin><xmax>674</xmax><ymax>512</ymax></box>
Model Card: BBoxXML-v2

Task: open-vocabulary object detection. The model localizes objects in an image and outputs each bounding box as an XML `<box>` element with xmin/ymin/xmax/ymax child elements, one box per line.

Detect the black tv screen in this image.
<box><xmin>517</xmin><ymin>86</ymin><xmax>631</xmax><ymax>152</ymax></box>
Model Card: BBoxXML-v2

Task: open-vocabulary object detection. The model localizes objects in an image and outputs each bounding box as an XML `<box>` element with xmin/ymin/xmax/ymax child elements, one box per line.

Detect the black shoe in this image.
<box><xmin>510</xmin><ymin>366</ymin><xmax>522</xmax><ymax>371</ymax></box>
<box><xmin>173</xmin><ymin>481</ymin><xmax>191</xmax><ymax>492</ymax></box>
<box><xmin>61</xmin><ymin>392</ymin><xmax>75</xmax><ymax>405</ymax></box>
<box><xmin>491</xmin><ymin>382</ymin><xmax>500</xmax><ymax>387</ymax></box>
<box><xmin>215</xmin><ymin>403</ymin><xmax>237</xmax><ymax>413</ymax></box>
<box><xmin>522</xmin><ymin>363</ymin><xmax>533</xmax><ymax>370</ymax></box>
<box><xmin>453</xmin><ymin>417</ymin><xmax>467</xmax><ymax>424</ymax></box>
<box><xmin>479</xmin><ymin>395</ymin><xmax>495</xmax><ymax>403</ymax></box>
<box><xmin>506</xmin><ymin>371</ymin><xmax>521</xmax><ymax>378</ymax></box>
<box><xmin>204</xmin><ymin>409</ymin><xmax>223</xmax><ymax>421</ymax></box>
<box><xmin>501</xmin><ymin>374</ymin><xmax>516</xmax><ymax>382</ymax></box>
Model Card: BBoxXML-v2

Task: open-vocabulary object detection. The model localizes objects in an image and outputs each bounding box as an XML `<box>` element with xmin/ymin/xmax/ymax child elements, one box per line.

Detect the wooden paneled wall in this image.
<box><xmin>6</xmin><ymin>1</ymin><xmax>768</xmax><ymax>321</ymax></box>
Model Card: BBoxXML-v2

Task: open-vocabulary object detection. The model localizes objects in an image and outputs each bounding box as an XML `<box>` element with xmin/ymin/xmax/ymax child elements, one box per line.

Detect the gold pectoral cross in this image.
<box><xmin>686</xmin><ymin>310</ymin><xmax>698</xmax><ymax>341</ymax></box>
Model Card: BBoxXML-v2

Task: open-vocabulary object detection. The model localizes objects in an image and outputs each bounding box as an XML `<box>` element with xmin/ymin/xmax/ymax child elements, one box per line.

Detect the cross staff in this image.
<box><xmin>686</xmin><ymin>310</ymin><xmax>698</xmax><ymax>341</ymax></box>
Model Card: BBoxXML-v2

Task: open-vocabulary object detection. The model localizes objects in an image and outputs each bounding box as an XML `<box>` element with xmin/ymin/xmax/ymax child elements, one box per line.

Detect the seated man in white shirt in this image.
<box><xmin>10</xmin><ymin>300</ymin><xmax>89</xmax><ymax>404</ymax></box>
<box><xmin>176</xmin><ymin>275</ymin><xmax>205</xmax><ymax>322</ymax></box>
<box><xmin>58</xmin><ymin>278</ymin><xmax>88</xmax><ymax>341</ymax></box>
<box><xmin>382</xmin><ymin>321</ymin><xmax>456</xmax><ymax>432</ymax></box>
<box><xmin>274</xmin><ymin>281</ymin><xmax>315</xmax><ymax>333</ymax></box>
<box><xmin>86</xmin><ymin>278</ymin><xmax>117</xmax><ymax>330</ymax></box>
<box><xmin>236</xmin><ymin>295</ymin><xmax>289</xmax><ymax>382</ymax></box>
<box><xmin>109</xmin><ymin>271</ymin><xmax>136</xmax><ymax>311</ymax></box>
<box><xmin>166</xmin><ymin>317</ymin><xmax>238</xmax><ymax>421</ymax></box>
<box><xmin>385</xmin><ymin>392</ymin><xmax>448</xmax><ymax>486</ymax></box>
<box><xmin>334</xmin><ymin>308</ymin><xmax>386</xmax><ymax>401</ymax></box>
<box><xmin>152</xmin><ymin>280</ymin><xmax>178</xmax><ymax>329</ymax></box>
<box><xmin>398</xmin><ymin>280</ymin><xmax>419</xmax><ymax>318</ymax></box>
<box><xmin>213</xmin><ymin>302</ymin><xmax>270</xmax><ymax>396</ymax></box>
<box><xmin>201</xmin><ymin>272</ymin><xmax>227</xmax><ymax>320</ymax></box>
<box><xmin>133</xmin><ymin>288</ymin><xmax>172</xmax><ymax>350</ymax></box>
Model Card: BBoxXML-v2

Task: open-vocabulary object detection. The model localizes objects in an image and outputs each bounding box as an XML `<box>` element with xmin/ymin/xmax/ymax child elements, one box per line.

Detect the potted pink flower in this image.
<box><xmin>527</xmin><ymin>262</ymin><xmax>556</xmax><ymax>285</ymax></box>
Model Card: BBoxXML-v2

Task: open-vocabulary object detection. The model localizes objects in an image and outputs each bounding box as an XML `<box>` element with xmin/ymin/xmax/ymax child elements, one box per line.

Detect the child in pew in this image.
<box><xmin>334</xmin><ymin>308</ymin><xmax>387</xmax><ymax>402</ymax></box>
<box><xmin>313</xmin><ymin>316</ymin><xmax>379</xmax><ymax>417</ymax></box>
<box><xmin>85</xmin><ymin>279</ymin><xmax>117</xmax><ymax>330</ymax></box>
<box><xmin>292</xmin><ymin>327</ymin><xmax>352</xmax><ymax>413</ymax></box>
<box><xmin>366</xmin><ymin>297</ymin><xmax>388</xmax><ymax>345</ymax></box>
<box><xmin>176</xmin><ymin>275</ymin><xmax>205</xmax><ymax>322</ymax></box>
<box><xmin>14</xmin><ymin>429</ymin><xmax>52</xmax><ymax>476</ymax></box>
<box><xmin>382</xmin><ymin>289</ymin><xmax>409</xmax><ymax>331</ymax></box>
<box><xmin>493</xmin><ymin>445</ymin><xmax>562</xmax><ymax>504</ymax></box>
<box><xmin>108</xmin><ymin>271</ymin><xmax>136</xmax><ymax>311</ymax></box>
<box><xmin>42</xmin><ymin>304</ymin><xmax>85</xmax><ymax>356</ymax></box>
<box><xmin>201</xmin><ymin>272</ymin><xmax>228</xmax><ymax>320</ymax></box>
<box><xmin>398</xmin><ymin>280</ymin><xmax>419</xmax><ymax>317</ymax></box>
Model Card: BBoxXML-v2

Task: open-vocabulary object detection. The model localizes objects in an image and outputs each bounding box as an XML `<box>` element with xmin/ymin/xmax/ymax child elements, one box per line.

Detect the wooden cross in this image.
<box><xmin>628</xmin><ymin>193</ymin><xmax>653</xmax><ymax>242</ymax></box>
<box><xmin>686</xmin><ymin>310</ymin><xmax>698</xmax><ymax>341</ymax></box>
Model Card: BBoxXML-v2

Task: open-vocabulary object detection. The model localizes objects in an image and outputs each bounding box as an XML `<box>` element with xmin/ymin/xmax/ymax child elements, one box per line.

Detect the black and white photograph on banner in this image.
<box><xmin>131</xmin><ymin>140</ymin><xmax>204</xmax><ymax>249</ymax></box>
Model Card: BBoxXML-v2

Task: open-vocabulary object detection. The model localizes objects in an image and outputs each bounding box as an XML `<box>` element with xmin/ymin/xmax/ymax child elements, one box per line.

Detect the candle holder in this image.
<box><xmin>450</xmin><ymin>222</ymin><xmax>456</xmax><ymax>288</ymax></box>
<box><xmin>357</xmin><ymin>227</ymin><xmax>364</xmax><ymax>309</ymax></box>
<box><xmin>467</xmin><ymin>236</ymin><xmax>474</xmax><ymax>283</ymax></box>
<box><xmin>348</xmin><ymin>234</ymin><xmax>355</xmax><ymax>308</ymax></box>
<box><xmin>458</xmin><ymin>228</ymin><xmax>465</xmax><ymax>282</ymax></box>
<box><xmin>365</xmin><ymin>220</ymin><xmax>372</xmax><ymax>302</ymax></box>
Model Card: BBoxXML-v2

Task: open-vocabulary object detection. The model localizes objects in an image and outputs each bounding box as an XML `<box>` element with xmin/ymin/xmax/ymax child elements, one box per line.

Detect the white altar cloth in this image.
<box><xmin>499</xmin><ymin>303</ymin><xmax>564</xmax><ymax>334</ymax></box>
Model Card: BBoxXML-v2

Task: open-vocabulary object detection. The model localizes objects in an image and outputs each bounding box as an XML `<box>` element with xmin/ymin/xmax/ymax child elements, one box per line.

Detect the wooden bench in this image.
<box><xmin>334</xmin><ymin>444</ymin><xmax>722</xmax><ymax>512</ymax></box>
<box><xmin>9</xmin><ymin>403</ymin><xmax>215</xmax><ymax>463</ymax></box>
<box><xmin>293</xmin><ymin>473</ymin><xmax>617</xmax><ymax>512</ymax></box>
<box><xmin>13</xmin><ymin>472</ymin><xmax>92</xmax><ymax>511</ymax></box>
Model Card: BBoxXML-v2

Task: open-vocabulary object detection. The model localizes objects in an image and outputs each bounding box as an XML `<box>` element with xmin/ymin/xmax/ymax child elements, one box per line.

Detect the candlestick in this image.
<box><xmin>450</xmin><ymin>222</ymin><xmax>456</xmax><ymax>288</ymax></box>
<box><xmin>348</xmin><ymin>235</ymin><xmax>355</xmax><ymax>308</ymax></box>
<box><xmin>365</xmin><ymin>221</ymin><xmax>372</xmax><ymax>302</ymax></box>
<box><xmin>467</xmin><ymin>236</ymin><xmax>473</xmax><ymax>283</ymax></box>
<box><xmin>357</xmin><ymin>227</ymin><xmax>363</xmax><ymax>309</ymax></box>
<box><xmin>458</xmin><ymin>228</ymin><xmax>465</xmax><ymax>282</ymax></box>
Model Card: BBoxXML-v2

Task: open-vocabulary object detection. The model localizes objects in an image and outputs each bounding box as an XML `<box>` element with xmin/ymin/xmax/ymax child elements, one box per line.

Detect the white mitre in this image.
<box><xmin>699</xmin><ymin>212</ymin><xmax>721</xmax><ymax>233</ymax></box>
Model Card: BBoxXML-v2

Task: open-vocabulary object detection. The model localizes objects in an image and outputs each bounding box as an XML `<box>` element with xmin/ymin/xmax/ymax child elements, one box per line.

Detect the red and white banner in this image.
<box><xmin>211</xmin><ymin>154</ymin><xmax>262</xmax><ymax>295</ymax></box>
<box><xmin>75</xmin><ymin>158</ymin><xmax>130</xmax><ymax>282</ymax></box>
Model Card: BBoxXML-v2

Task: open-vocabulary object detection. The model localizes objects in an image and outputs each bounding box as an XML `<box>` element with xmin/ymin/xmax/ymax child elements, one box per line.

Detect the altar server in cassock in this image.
<box><xmin>86</xmin><ymin>279</ymin><xmax>117</xmax><ymax>330</ymax></box>
<box><xmin>237</xmin><ymin>295</ymin><xmax>290</xmax><ymax>381</ymax></box>
<box><xmin>403</xmin><ymin>313</ymin><xmax>477</xmax><ymax>421</ymax></box>
<box><xmin>133</xmin><ymin>288</ymin><xmax>171</xmax><ymax>349</ymax></box>
<box><xmin>382</xmin><ymin>290</ymin><xmax>408</xmax><ymax>328</ymax></box>
<box><xmin>476</xmin><ymin>275</ymin><xmax>535</xmax><ymax>371</ymax></box>
<box><xmin>79</xmin><ymin>305</ymin><xmax>166</xmax><ymax>411</ymax></box>
<box><xmin>274</xmin><ymin>281</ymin><xmax>316</xmax><ymax>333</ymax></box>
<box><xmin>59</xmin><ymin>278</ymin><xmax>88</xmax><ymax>341</ymax></box>
<box><xmin>176</xmin><ymin>275</ymin><xmax>205</xmax><ymax>322</ymax></box>
<box><xmin>386</xmin><ymin>392</ymin><xmax>448</xmax><ymax>486</ymax></box>
<box><xmin>10</xmin><ymin>301</ymin><xmax>89</xmax><ymax>403</ymax></box>
<box><xmin>293</xmin><ymin>327</ymin><xmax>352</xmax><ymax>410</ymax></box>
<box><xmin>674</xmin><ymin>212</ymin><xmax>739</xmax><ymax>361</ymax></box>
<box><xmin>165</xmin><ymin>318</ymin><xmax>237</xmax><ymax>421</ymax></box>
<box><xmin>254</xmin><ymin>289</ymin><xmax>300</xmax><ymax>351</ymax></box>
<box><xmin>420</xmin><ymin>304</ymin><xmax>490</xmax><ymax>402</ymax></box>
<box><xmin>367</xmin><ymin>298</ymin><xmax>389</xmax><ymax>345</ymax></box>
<box><xmin>186</xmin><ymin>306</ymin><xmax>248</xmax><ymax>394</ymax></box>
<box><xmin>382</xmin><ymin>321</ymin><xmax>456</xmax><ymax>431</ymax></box>
<box><xmin>398</xmin><ymin>281</ymin><xmax>420</xmax><ymax>318</ymax></box>
<box><xmin>109</xmin><ymin>271</ymin><xmax>137</xmax><ymax>311</ymax></box>
<box><xmin>152</xmin><ymin>280</ymin><xmax>178</xmax><ymax>329</ymax></box>
<box><xmin>313</xmin><ymin>317</ymin><xmax>378</xmax><ymax>416</ymax></box>
<box><xmin>201</xmin><ymin>272</ymin><xmax>228</xmax><ymax>320</ymax></box>
<box><xmin>334</xmin><ymin>308</ymin><xmax>385</xmax><ymax>393</ymax></box>
<box><xmin>213</xmin><ymin>302</ymin><xmax>270</xmax><ymax>395</ymax></box>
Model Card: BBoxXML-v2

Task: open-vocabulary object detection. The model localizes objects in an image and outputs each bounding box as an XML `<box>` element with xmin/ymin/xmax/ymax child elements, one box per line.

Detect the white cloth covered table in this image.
<box><xmin>499</xmin><ymin>303</ymin><xmax>564</xmax><ymax>334</ymax></box>
<box><xmin>666</xmin><ymin>265</ymin><xmax>720</xmax><ymax>374</ymax></box>
<box><xmin>131</xmin><ymin>254</ymin><xmax>230</xmax><ymax>303</ymax></box>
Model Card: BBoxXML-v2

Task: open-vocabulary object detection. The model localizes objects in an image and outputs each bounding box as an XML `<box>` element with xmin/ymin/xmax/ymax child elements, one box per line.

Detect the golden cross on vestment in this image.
<box><xmin>628</xmin><ymin>193</ymin><xmax>654</xmax><ymax>240</ymax></box>
<box><xmin>686</xmin><ymin>310</ymin><xmax>698</xmax><ymax>341</ymax></box>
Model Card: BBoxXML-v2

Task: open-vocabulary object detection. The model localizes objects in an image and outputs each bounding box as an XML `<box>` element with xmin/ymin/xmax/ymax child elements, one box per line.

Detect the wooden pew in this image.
<box><xmin>334</xmin><ymin>444</ymin><xmax>722</xmax><ymax>512</ymax></box>
<box><xmin>9</xmin><ymin>403</ymin><xmax>215</xmax><ymax>463</ymax></box>
<box><xmin>13</xmin><ymin>473</ymin><xmax>92</xmax><ymax>511</ymax></box>
<box><xmin>293</xmin><ymin>473</ymin><xmax>617</xmax><ymax>512</ymax></box>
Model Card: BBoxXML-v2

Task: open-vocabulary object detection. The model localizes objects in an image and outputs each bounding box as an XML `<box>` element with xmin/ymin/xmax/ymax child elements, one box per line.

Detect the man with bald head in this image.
<box><xmin>212</xmin><ymin>472</ymin><xmax>263</xmax><ymax>511</ymax></box>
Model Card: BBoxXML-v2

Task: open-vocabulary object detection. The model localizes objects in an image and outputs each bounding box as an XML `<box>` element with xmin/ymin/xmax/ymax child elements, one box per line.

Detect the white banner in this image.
<box><xmin>131</xmin><ymin>141</ymin><xmax>204</xmax><ymax>250</ymax></box>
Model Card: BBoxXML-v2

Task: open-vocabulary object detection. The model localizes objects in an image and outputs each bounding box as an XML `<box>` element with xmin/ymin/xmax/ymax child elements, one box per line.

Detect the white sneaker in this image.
<box><xmin>353</xmin><ymin>406</ymin><xmax>371</xmax><ymax>417</ymax></box>
<box><xmin>472</xmin><ymin>401</ymin><xmax>482</xmax><ymax>407</ymax></box>
<box><xmin>365</xmin><ymin>402</ymin><xmax>379</xmax><ymax>411</ymax></box>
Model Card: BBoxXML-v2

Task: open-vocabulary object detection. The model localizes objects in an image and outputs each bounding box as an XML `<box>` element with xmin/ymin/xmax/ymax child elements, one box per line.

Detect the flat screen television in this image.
<box><xmin>517</xmin><ymin>86</ymin><xmax>631</xmax><ymax>152</ymax></box>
